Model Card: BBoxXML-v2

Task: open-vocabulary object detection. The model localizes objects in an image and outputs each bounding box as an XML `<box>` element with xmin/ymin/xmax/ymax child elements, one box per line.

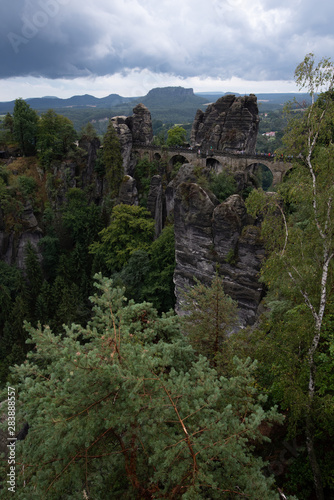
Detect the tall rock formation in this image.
<box><xmin>190</xmin><ymin>94</ymin><xmax>259</xmax><ymax>154</ymax></box>
<box><xmin>173</xmin><ymin>178</ymin><xmax>265</xmax><ymax>326</ymax></box>
<box><xmin>0</xmin><ymin>202</ymin><xmax>42</xmax><ymax>269</ymax></box>
<box><xmin>118</xmin><ymin>175</ymin><xmax>138</xmax><ymax>206</ymax></box>
<box><xmin>125</xmin><ymin>103</ymin><xmax>153</xmax><ymax>145</ymax></box>
<box><xmin>147</xmin><ymin>175</ymin><xmax>164</xmax><ymax>238</ymax></box>
<box><xmin>110</xmin><ymin>115</ymin><xmax>134</xmax><ymax>176</ymax></box>
<box><xmin>111</xmin><ymin>104</ymin><xmax>153</xmax><ymax>176</ymax></box>
<box><xmin>79</xmin><ymin>136</ymin><xmax>106</xmax><ymax>203</ymax></box>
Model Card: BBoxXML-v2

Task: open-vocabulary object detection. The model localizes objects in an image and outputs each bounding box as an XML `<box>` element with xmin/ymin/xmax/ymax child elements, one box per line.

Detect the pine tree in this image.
<box><xmin>5</xmin><ymin>275</ymin><xmax>283</xmax><ymax>499</ymax></box>
<box><xmin>13</xmin><ymin>98</ymin><xmax>38</xmax><ymax>156</ymax></box>
<box><xmin>181</xmin><ymin>273</ymin><xmax>238</xmax><ymax>368</ymax></box>
<box><xmin>89</xmin><ymin>204</ymin><xmax>155</xmax><ymax>273</ymax></box>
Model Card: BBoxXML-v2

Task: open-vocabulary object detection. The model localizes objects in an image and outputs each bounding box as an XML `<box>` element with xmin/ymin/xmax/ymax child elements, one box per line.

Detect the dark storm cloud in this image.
<box><xmin>1</xmin><ymin>0</ymin><xmax>334</xmax><ymax>82</ymax></box>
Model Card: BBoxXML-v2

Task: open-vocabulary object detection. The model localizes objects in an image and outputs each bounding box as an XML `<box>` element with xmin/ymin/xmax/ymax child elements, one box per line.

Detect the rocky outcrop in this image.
<box><xmin>78</xmin><ymin>136</ymin><xmax>106</xmax><ymax>203</ymax></box>
<box><xmin>190</xmin><ymin>94</ymin><xmax>259</xmax><ymax>154</ymax></box>
<box><xmin>173</xmin><ymin>186</ymin><xmax>265</xmax><ymax>326</ymax></box>
<box><xmin>165</xmin><ymin>164</ymin><xmax>199</xmax><ymax>217</ymax></box>
<box><xmin>126</xmin><ymin>103</ymin><xmax>153</xmax><ymax>145</ymax></box>
<box><xmin>147</xmin><ymin>175</ymin><xmax>165</xmax><ymax>238</ymax></box>
<box><xmin>111</xmin><ymin>104</ymin><xmax>153</xmax><ymax>176</ymax></box>
<box><xmin>119</xmin><ymin>175</ymin><xmax>138</xmax><ymax>206</ymax></box>
<box><xmin>111</xmin><ymin>116</ymin><xmax>134</xmax><ymax>176</ymax></box>
<box><xmin>0</xmin><ymin>203</ymin><xmax>42</xmax><ymax>269</ymax></box>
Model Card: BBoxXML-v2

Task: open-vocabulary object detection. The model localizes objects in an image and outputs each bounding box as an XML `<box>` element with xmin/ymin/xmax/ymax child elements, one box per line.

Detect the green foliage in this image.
<box><xmin>142</xmin><ymin>224</ymin><xmax>176</xmax><ymax>312</ymax></box>
<box><xmin>24</xmin><ymin>243</ymin><xmax>44</xmax><ymax>315</ymax></box>
<box><xmin>114</xmin><ymin>224</ymin><xmax>176</xmax><ymax>313</ymax></box>
<box><xmin>90</xmin><ymin>204</ymin><xmax>155</xmax><ymax>273</ymax></box>
<box><xmin>38</xmin><ymin>235</ymin><xmax>60</xmax><ymax>280</ymax></box>
<box><xmin>37</xmin><ymin>109</ymin><xmax>77</xmax><ymax>168</ymax></box>
<box><xmin>208</xmin><ymin>170</ymin><xmax>237</xmax><ymax>201</ymax></box>
<box><xmin>0</xmin><ymin>165</ymin><xmax>9</xmax><ymax>184</ymax></box>
<box><xmin>4</xmin><ymin>275</ymin><xmax>282</xmax><ymax>499</ymax></box>
<box><xmin>0</xmin><ymin>178</ymin><xmax>24</xmax><ymax>232</ymax></box>
<box><xmin>17</xmin><ymin>175</ymin><xmax>37</xmax><ymax>197</ymax></box>
<box><xmin>166</xmin><ymin>125</ymin><xmax>187</xmax><ymax>146</ymax></box>
<box><xmin>0</xmin><ymin>260</ymin><xmax>30</xmax><ymax>384</ymax></box>
<box><xmin>0</xmin><ymin>112</ymin><xmax>14</xmax><ymax>146</ymax></box>
<box><xmin>244</xmin><ymin>54</ymin><xmax>334</xmax><ymax>499</ymax></box>
<box><xmin>93</xmin><ymin>147</ymin><xmax>105</xmax><ymax>177</ymax></box>
<box><xmin>0</xmin><ymin>261</ymin><xmax>24</xmax><ymax>341</ymax></box>
<box><xmin>133</xmin><ymin>156</ymin><xmax>159</xmax><ymax>206</ymax></box>
<box><xmin>13</xmin><ymin>98</ymin><xmax>38</xmax><ymax>156</ymax></box>
<box><xmin>61</xmin><ymin>188</ymin><xmax>102</xmax><ymax>247</ymax></box>
<box><xmin>79</xmin><ymin>122</ymin><xmax>98</xmax><ymax>141</ymax></box>
<box><xmin>181</xmin><ymin>274</ymin><xmax>238</xmax><ymax>369</ymax></box>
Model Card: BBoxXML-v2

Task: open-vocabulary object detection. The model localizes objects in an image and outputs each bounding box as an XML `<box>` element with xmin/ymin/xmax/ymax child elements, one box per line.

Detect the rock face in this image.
<box><xmin>190</xmin><ymin>94</ymin><xmax>259</xmax><ymax>154</ymax></box>
<box><xmin>118</xmin><ymin>175</ymin><xmax>138</xmax><ymax>206</ymax></box>
<box><xmin>111</xmin><ymin>104</ymin><xmax>153</xmax><ymax>176</ymax></box>
<box><xmin>147</xmin><ymin>175</ymin><xmax>165</xmax><ymax>238</ymax></box>
<box><xmin>165</xmin><ymin>164</ymin><xmax>199</xmax><ymax>218</ymax></box>
<box><xmin>79</xmin><ymin>136</ymin><xmax>107</xmax><ymax>203</ymax></box>
<box><xmin>0</xmin><ymin>203</ymin><xmax>42</xmax><ymax>270</ymax></box>
<box><xmin>126</xmin><ymin>103</ymin><xmax>153</xmax><ymax>145</ymax></box>
<box><xmin>111</xmin><ymin>116</ymin><xmax>135</xmax><ymax>176</ymax></box>
<box><xmin>173</xmin><ymin>185</ymin><xmax>265</xmax><ymax>326</ymax></box>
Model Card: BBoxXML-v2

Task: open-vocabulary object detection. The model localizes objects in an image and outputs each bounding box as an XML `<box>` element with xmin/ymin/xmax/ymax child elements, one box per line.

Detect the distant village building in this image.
<box><xmin>262</xmin><ymin>131</ymin><xmax>276</xmax><ymax>138</ymax></box>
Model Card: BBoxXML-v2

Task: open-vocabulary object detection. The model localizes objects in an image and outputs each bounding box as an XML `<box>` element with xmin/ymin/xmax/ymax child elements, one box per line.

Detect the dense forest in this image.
<box><xmin>0</xmin><ymin>55</ymin><xmax>334</xmax><ymax>499</ymax></box>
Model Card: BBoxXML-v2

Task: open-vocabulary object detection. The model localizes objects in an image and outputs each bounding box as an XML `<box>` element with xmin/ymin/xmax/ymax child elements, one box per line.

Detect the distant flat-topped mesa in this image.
<box><xmin>190</xmin><ymin>94</ymin><xmax>259</xmax><ymax>154</ymax></box>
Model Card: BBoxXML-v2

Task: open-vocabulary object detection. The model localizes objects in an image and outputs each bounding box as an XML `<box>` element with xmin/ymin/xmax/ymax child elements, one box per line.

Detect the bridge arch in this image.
<box><xmin>169</xmin><ymin>154</ymin><xmax>190</xmax><ymax>170</ymax></box>
<box><xmin>247</xmin><ymin>162</ymin><xmax>274</xmax><ymax>190</ymax></box>
<box><xmin>206</xmin><ymin>157</ymin><xmax>223</xmax><ymax>172</ymax></box>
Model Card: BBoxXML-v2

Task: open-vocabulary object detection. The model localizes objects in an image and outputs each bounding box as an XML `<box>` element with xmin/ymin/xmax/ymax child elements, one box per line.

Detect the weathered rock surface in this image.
<box><xmin>111</xmin><ymin>116</ymin><xmax>134</xmax><ymax>176</ymax></box>
<box><xmin>190</xmin><ymin>94</ymin><xmax>259</xmax><ymax>154</ymax></box>
<box><xmin>111</xmin><ymin>104</ymin><xmax>153</xmax><ymax>176</ymax></box>
<box><xmin>0</xmin><ymin>203</ymin><xmax>42</xmax><ymax>269</ymax></box>
<box><xmin>147</xmin><ymin>175</ymin><xmax>165</xmax><ymax>238</ymax></box>
<box><xmin>119</xmin><ymin>175</ymin><xmax>138</xmax><ymax>206</ymax></box>
<box><xmin>173</xmin><ymin>186</ymin><xmax>265</xmax><ymax>326</ymax></box>
<box><xmin>126</xmin><ymin>103</ymin><xmax>153</xmax><ymax>145</ymax></box>
<box><xmin>165</xmin><ymin>164</ymin><xmax>199</xmax><ymax>217</ymax></box>
<box><xmin>79</xmin><ymin>136</ymin><xmax>105</xmax><ymax>201</ymax></box>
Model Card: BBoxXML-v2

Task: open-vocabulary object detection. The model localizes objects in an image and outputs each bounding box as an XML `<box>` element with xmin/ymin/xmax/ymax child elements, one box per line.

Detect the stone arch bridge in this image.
<box><xmin>132</xmin><ymin>143</ymin><xmax>293</xmax><ymax>186</ymax></box>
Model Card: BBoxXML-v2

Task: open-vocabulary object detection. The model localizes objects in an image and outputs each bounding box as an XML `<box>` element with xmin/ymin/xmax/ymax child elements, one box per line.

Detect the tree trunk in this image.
<box><xmin>305</xmin><ymin>413</ymin><xmax>324</xmax><ymax>500</ymax></box>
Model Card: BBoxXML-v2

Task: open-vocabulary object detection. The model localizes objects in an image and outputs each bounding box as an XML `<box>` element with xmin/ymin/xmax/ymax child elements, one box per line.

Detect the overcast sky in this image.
<box><xmin>0</xmin><ymin>0</ymin><xmax>333</xmax><ymax>101</ymax></box>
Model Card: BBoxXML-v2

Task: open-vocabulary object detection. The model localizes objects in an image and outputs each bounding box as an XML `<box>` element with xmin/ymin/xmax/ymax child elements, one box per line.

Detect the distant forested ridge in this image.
<box><xmin>0</xmin><ymin>86</ymin><xmax>311</xmax><ymax>135</ymax></box>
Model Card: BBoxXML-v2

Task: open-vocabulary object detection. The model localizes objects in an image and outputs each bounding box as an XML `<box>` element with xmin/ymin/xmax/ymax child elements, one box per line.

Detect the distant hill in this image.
<box><xmin>0</xmin><ymin>87</ymin><xmax>208</xmax><ymax>129</ymax></box>
<box><xmin>0</xmin><ymin>93</ymin><xmax>135</xmax><ymax>113</ymax></box>
<box><xmin>140</xmin><ymin>87</ymin><xmax>207</xmax><ymax>122</ymax></box>
<box><xmin>0</xmin><ymin>87</ymin><xmax>313</xmax><ymax>132</ymax></box>
<box><xmin>143</xmin><ymin>86</ymin><xmax>206</xmax><ymax>106</ymax></box>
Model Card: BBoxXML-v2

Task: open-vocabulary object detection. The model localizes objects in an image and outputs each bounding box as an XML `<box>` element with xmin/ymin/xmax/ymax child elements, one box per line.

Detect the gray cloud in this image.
<box><xmin>1</xmin><ymin>0</ymin><xmax>334</xmax><ymax>83</ymax></box>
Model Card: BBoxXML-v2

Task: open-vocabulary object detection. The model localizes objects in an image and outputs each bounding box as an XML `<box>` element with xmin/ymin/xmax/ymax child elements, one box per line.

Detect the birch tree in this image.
<box><xmin>246</xmin><ymin>54</ymin><xmax>334</xmax><ymax>500</ymax></box>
